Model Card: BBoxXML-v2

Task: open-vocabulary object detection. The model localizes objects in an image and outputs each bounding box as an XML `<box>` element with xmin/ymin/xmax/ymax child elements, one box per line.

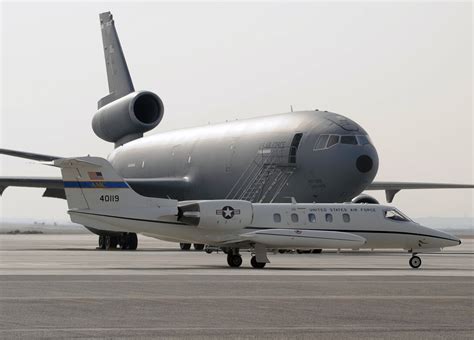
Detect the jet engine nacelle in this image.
<box><xmin>352</xmin><ymin>194</ymin><xmax>379</xmax><ymax>204</ymax></box>
<box><xmin>92</xmin><ymin>91</ymin><xmax>164</xmax><ymax>146</ymax></box>
<box><xmin>178</xmin><ymin>200</ymin><xmax>253</xmax><ymax>230</ymax></box>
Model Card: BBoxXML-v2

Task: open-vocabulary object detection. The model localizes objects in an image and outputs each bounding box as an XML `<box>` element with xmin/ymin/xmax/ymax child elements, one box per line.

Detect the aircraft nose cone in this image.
<box><xmin>356</xmin><ymin>155</ymin><xmax>373</xmax><ymax>173</ymax></box>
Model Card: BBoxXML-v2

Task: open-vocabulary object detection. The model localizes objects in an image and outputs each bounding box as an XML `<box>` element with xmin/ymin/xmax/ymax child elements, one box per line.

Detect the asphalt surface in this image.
<box><xmin>0</xmin><ymin>235</ymin><xmax>473</xmax><ymax>339</ymax></box>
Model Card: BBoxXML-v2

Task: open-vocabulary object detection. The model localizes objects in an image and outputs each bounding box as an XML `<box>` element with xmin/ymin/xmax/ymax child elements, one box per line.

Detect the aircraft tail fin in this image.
<box><xmin>53</xmin><ymin>157</ymin><xmax>176</xmax><ymax>212</ymax></box>
<box><xmin>98</xmin><ymin>11</ymin><xmax>134</xmax><ymax>109</ymax></box>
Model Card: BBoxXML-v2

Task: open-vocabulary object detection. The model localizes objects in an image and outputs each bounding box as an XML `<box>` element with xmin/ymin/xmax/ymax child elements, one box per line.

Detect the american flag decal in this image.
<box><xmin>88</xmin><ymin>171</ymin><xmax>104</xmax><ymax>180</ymax></box>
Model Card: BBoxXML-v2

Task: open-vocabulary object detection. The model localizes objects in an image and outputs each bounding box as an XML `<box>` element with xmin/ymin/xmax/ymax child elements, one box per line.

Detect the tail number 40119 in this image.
<box><xmin>99</xmin><ymin>195</ymin><xmax>119</xmax><ymax>202</ymax></box>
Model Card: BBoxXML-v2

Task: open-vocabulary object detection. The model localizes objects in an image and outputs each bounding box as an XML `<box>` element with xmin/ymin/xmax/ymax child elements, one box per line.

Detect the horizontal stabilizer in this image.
<box><xmin>239</xmin><ymin>229</ymin><xmax>366</xmax><ymax>249</ymax></box>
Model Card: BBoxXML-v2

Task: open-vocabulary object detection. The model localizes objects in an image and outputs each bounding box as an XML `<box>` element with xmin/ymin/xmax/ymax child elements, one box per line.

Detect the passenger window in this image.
<box><xmin>384</xmin><ymin>210</ymin><xmax>410</xmax><ymax>222</ymax></box>
<box><xmin>325</xmin><ymin>213</ymin><xmax>333</xmax><ymax>223</ymax></box>
<box><xmin>308</xmin><ymin>213</ymin><xmax>316</xmax><ymax>223</ymax></box>
<box><xmin>314</xmin><ymin>135</ymin><xmax>329</xmax><ymax>150</ymax></box>
<box><xmin>357</xmin><ymin>135</ymin><xmax>370</xmax><ymax>145</ymax></box>
<box><xmin>273</xmin><ymin>213</ymin><xmax>281</xmax><ymax>223</ymax></box>
<box><xmin>291</xmin><ymin>213</ymin><xmax>299</xmax><ymax>223</ymax></box>
<box><xmin>340</xmin><ymin>136</ymin><xmax>358</xmax><ymax>145</ymax></box>
<box><xmin>326</xmin><ymin>135</ymin><xmax>339</xmax><ymax>148</ymax></box>
<box><xmin>343</xmin><ymin>213</ymin><xmax>350</xmax><ymax>223</ymax></box>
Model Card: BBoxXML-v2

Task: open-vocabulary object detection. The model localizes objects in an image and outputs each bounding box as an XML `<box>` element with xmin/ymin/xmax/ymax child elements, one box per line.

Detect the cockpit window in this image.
<box><xmin>326</xmin><ymin>135</ymin><xmax>340</xmax><ymax>148</ymax></box>
<box><xmin>314</xmin><ymin>135</ymin><xmax>329</xmax><ymax>150</ymax></box>
<box><xmin>356</xmin><ymin>135</ymin><xmax>371</xmax><ymax>145</ymax></box>
<box><xmin>384</xmin><ymin>209</ymin><xmax>410</xmax><ymax>222</ymax></box>
<box><xmin>340</xmin><ymin>135</ymin><xmax>358</xmax><ymax>145</ymax></box>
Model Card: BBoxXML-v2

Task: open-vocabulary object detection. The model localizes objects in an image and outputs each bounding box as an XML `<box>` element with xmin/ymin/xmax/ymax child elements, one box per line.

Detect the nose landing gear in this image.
<box><xmin>409</xmin><ymin>255</ymin><xmax>422</xmax><ymax>269</ymax></box>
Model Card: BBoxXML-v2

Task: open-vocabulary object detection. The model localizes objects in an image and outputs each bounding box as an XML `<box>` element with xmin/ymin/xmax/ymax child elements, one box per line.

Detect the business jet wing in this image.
<box><xmin>366</xmin><ymin>181</ymin><xmax>474</xmax><ymax>202</ymax></box>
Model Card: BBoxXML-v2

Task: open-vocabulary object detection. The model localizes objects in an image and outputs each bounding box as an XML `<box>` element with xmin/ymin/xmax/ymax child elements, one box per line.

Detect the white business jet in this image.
<box><xmin>54</xmin><ymin>157</ymin><xmax>461</xmax><ymax>269</ymax></box>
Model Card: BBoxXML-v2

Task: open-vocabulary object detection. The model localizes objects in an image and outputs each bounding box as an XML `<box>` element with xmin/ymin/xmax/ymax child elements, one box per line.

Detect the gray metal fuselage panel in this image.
<box><xmin>109</xmin><ymin>111</ymin><xmax>378</xmax><ymax>203</ymax></box>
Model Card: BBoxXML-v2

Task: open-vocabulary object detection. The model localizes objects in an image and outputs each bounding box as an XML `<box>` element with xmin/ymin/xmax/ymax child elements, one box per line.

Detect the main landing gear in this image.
<box><xmin>98</xmin><ymin>233</ymin><xmax>138</xmax><ymax>250</ymax></box>
<box><xmin>227</xmin><ymin>249</ymin><xmax>243</xmax><ymax>268</ymax></box>
<box><xmin>409</xmin><ymin>255</ymin><xmax>422</xmax><ymax>269</ymax></box>
<box><xmin>250</xmin><ymin>256</ymin><xmax>266</xmax><ymax>269</ymax></box>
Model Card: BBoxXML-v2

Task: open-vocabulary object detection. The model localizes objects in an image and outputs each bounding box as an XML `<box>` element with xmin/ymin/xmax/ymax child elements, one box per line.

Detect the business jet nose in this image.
<box><xmin>439</xmin><ymin>230</ymin><xmax>462</xmax><ymax>247</ymax></box>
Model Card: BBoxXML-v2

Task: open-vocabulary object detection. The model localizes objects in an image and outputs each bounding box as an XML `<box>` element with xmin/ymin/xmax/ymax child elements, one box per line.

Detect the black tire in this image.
<box><xmin>120</xmin><ymin>234</ymin><xmax>129</xmax><ymax>250</ymax></box>
<box><xmin>104</xmin><ymin>235</ymin><xmax>112</xmax><ymax>250</ymax></box>
<box><xmin>193</xmin><ymin>243</ymin><xmax>205</xmax><ymax>251</ymax></box>
<box><xmin>110</xmin><ymin>236</ymin><xmax>118</xmax><ymax>249</ymax></box>
<box><xmin>250</xmin><ymin>256</ymin><xmax>266</xmax><ymax>269</ymax></box>
<box><xmin>311</xmin><ymin>249</ymin><xmax>322</xmax><ymax>254</ymax></box>
<box><xmin>98</xmin><ymin>235</ymin><xmax>106</xmax><ymax>250</ymax></box>
<box><xmin>205</xmin><ymin>248</ymin><xmax>213</xmax><ymax>254</ymax></box>
<box><xmin>409</xmin><ymin>255</ymin><xmax>422</xmax><ymax>269</ymax></box>
<box><xmin>128</xmin><ymin>233</ymin><xmax>138</xmax><ymax>250</ymax></box>
<box><xmin>227</xmin><ymin>254</ymin><xmax>242</xmax><ymax>268</ymax></box>
<box><xmin>180</xmin><ymin>243</ymin><xmax>191</xmax><ymax>251</ymax></box>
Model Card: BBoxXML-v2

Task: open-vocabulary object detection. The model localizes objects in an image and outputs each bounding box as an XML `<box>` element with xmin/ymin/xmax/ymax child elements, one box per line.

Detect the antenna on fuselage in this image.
<box><xmin>290</xmin><ymin>105</ymin><xmax>294</xmax><ymax>112</ymax></box>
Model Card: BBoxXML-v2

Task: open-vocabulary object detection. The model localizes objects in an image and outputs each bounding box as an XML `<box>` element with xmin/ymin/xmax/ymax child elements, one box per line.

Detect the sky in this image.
<box><xmin>1</xmin><ymin>1</ymin><xmax>472</xmax><ymax>221</ymax></box>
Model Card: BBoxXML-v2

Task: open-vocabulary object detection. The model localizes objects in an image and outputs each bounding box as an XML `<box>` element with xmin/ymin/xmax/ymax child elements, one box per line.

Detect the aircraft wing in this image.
<box><xmin>0</xmin><ymin>176</ymin><xmax>190</xmax><ymax>199</ymax></box>
<box><xmin>0</xmin><ymin>148</ymin><xmax>61</xmax><ymax>161</ymax></box>
<box><xmin>366</xmin><ymin>181</ymin><xmax>474</xmax><ymax>202</ymax></box>
<box><xmin>220</xmin><ymin>229</ymin><xmax>366</xmax><ymax>249</ymax></box>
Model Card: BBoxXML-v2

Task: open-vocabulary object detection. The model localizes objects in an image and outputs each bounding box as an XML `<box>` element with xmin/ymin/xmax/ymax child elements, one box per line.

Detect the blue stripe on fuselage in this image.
<box><xmin>63</xmin><ymin>181</ymin><xmax>129</xmax><ymax>188</ymax></box>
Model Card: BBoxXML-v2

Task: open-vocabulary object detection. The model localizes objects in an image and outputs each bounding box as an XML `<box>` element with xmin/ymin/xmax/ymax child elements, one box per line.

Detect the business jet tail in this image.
<box><xmin>53</xmin><ymin>157</ymin><xmax>176</xmax><ymax>212</ymax></box>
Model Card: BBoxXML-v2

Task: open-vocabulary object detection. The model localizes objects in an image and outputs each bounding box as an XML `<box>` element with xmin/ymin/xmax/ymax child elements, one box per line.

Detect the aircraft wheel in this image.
<box><xmin>409</xmin><ymin>255</ymin><xmax>422</xmax><ymax>269</ymax></box>
<box><xmin>180</xmin><ymin>243</ymin><xmax>191</xmax><ymax>251</ymax></box>
<box><xmin>250</xmin><ymin>256</ymin><xmax>266</xmax><ymax>269</ymax></box>
<box><xmin>227</xmin><ymin>254</ymin><xmax>242</xmax><ymax>268</ymax></box>
<box><xmin>193</xmin><ymin>243</ymin><xmax>205</xmax><ymax>251</ymax></box>
<box><xmin>98</xmin><ymin>235</ymin><xmax>106</xmax><ymax>250</ymax></box>
<box><xmin>104</xmin><ymin>236</ymin><xmax>112</xmax><ymax>250</ymax></box>
<box><xmin>205</xmin><ymin>248</ymin><xmax>213</xmax><ymax>254</ymax></box>
<box><xmin>311</xmin><ymin>249</ymin><xmax>322</xmax><ymax>254</ymax></box>
<box><xmin>128</xmin><ymin>233</ymin><xmax>138</xmax><ymax>250</ymax></box>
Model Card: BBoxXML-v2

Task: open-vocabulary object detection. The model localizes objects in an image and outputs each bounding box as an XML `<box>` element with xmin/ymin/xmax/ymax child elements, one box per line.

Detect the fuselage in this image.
<box><xmin>109</xmin><ymin>110</ymin><xmax>379</xmax><ymax>203</ymax></box>
<box><xmin>69</xmin><ymin>202</ymin><xmax>460</xmax><ymax>252</ymax></box>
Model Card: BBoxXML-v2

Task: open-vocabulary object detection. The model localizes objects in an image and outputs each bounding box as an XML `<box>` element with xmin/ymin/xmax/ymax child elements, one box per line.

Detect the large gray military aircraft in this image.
<box><xmin>1</xmin><ymin>12</ymin><xmax>472</xmax><ymax>251</ymax></box>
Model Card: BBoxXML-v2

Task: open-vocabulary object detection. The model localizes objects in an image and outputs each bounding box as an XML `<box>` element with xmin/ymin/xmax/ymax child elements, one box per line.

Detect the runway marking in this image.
<box><xmin>0</xmin><ymin>279</ymin><xmax>471</xmax><ymax>284</ymax></box>
<box><xmin>0</xmin><ymin>326</ymin><xmax>472</xmax><ymax>333</ymax></box>
<box><xmin>0</xmin><ymin>295</ymin><xmax>469</xmax><ymax>300</ymax></box>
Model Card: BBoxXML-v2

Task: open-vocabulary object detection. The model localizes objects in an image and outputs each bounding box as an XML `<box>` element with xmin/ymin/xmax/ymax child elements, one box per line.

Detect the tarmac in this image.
<box><xmin>0</xmin><ymin>234</ymin><xmax>473</xmax><ymax>339</ymax></box>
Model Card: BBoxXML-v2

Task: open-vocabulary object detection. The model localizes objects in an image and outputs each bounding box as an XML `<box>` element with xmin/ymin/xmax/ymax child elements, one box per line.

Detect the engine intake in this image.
<box><xmin>92</xmin><ymin>91</ymin><xmax>164</xmax><ymax>146</ymax></box>
<box><xmin>178</xmin><ymin>200</ymin><xmax>253</xmax><ymax>230</ymax></box>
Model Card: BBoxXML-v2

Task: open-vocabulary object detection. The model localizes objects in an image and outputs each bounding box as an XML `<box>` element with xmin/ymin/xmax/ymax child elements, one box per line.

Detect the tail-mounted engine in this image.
<box><xmin>92</xmin><ymin>91</ymin><xmax>164</xmax><ymax>147</ymax></box>
<box><xmin>178</xmin><ymin>200</ymin><xmax>253</xmax><ymax>230</ymax></box>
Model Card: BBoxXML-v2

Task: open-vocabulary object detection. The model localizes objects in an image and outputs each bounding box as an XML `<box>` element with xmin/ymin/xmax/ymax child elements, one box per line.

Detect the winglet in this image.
<box><xmin>98</xmin><ymin>11</ymin><xmax>134</xmax><ymax>109</ymax></box>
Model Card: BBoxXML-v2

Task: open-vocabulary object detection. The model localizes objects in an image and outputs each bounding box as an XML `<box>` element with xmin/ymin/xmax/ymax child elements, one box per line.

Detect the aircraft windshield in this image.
<box><xmin>384</xmin><ymin>209</ymin><xmax>411</xmax><ymax>222</ymax></box>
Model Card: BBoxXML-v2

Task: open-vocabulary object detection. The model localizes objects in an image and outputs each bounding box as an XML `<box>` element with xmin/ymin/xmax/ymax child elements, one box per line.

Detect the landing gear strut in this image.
<box><xmin>226</xmin><ymin>249</ymin><xmax>242</xmax><ymax>268</ymax></box>
<box><xmin>409</xmin><ymin>255</ymin><xmax>422</xmax><ymax>269</ymax></box>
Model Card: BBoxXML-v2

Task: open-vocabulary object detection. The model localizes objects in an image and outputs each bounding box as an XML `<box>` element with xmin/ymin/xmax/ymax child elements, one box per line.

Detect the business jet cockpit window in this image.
<box><xmin>384</xmin><ymin>209</ymin><xmax>410</xmax><ymax>222</ymax></box>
